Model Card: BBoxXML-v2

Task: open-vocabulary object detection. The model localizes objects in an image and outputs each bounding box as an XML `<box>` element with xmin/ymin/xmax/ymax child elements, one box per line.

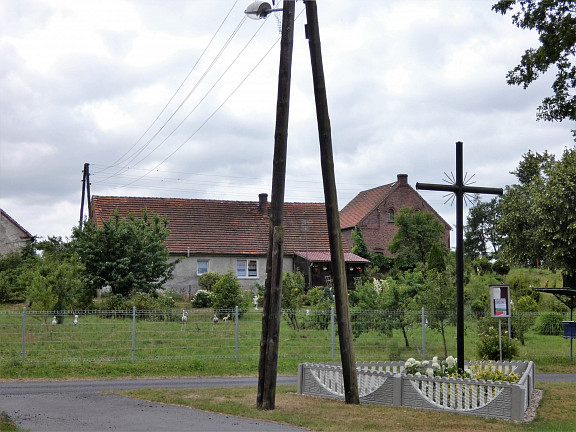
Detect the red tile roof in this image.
<box><xmin>90</xmin><ymin>195</ymin><xmax>347</xmax><ymax>256</ymax></box>
<box><xmin>339</xmin><ymin>182</ymin><xmax>395</xmax><ymax>228</ymax></box>
<box><xmin>295</xmin><ymin>251</ymin><xmax>370</xmax><ymax>263</ymax></box>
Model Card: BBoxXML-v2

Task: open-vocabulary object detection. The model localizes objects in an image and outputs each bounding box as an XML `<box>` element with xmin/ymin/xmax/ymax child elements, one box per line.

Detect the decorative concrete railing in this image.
<box><xmin>297</xmin><ymin>360</ymin><xmax>535</xmax><ymax>422</ymax></box>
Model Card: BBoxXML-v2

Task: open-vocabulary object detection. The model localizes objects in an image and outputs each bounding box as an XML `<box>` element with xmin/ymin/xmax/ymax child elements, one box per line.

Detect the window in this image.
<box><xmin>237</xmin><ymin>259</ymin><xmax>258</xmax><ymax>278</ymax></box>
<box><xmin>197</xmin><ymin>260</ymin><xmax>209</xmax><ymax>275</ymax></box>
<box><xmin>388</xmin><ymin>209</ymin><xmax>395</xmax><ymax>222</ymax></box>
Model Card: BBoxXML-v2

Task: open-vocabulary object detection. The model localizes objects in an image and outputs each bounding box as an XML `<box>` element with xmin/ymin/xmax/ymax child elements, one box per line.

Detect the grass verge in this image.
<box><xmin>118</xmin><ymin>382</ymin><xmax>576</xmax><ymax>432</ymax></box>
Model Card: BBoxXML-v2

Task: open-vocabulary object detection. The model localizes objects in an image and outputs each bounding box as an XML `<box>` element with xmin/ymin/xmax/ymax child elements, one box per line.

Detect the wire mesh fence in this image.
<box><xmin>0</xmin><ymin>307</ymin><xmax>572</xmax><ymax>364</ymax></box>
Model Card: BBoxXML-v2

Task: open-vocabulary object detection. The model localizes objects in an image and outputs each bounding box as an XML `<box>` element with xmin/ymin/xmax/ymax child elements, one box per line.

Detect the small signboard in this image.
<box><xmin>490</xmin><ymin>285</ymin><xmax>511</xmax><ymax>318</ymax></box>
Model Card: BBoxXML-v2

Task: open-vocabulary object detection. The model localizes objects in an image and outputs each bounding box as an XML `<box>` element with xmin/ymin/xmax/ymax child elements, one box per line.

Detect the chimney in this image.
<box><xmin>258</xmin><ymin>193</ymin><xmax>268</xmax><ymax>214</ymax></box>
<box><xmin>397</xmin><ymin>173</ymin><xmax>408</xmax><ymax>185</ymax></box>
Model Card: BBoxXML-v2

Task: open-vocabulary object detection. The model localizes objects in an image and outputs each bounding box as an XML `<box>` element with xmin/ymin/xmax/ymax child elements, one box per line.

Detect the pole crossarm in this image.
<box><xmin>416</xmin><ymin>183</ymin><xmax>503</xmax><ymax>196</ymax></box>
<box><xmin>416</xmin><ymin>141</ymin><xmax>502</xmax><ymax>373</ymax></box>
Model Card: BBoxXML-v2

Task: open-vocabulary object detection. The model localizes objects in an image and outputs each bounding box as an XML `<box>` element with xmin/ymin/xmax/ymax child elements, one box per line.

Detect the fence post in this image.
<box><xmin>21</xmin><ymin>306</ymin><xmax>26</xmax><ymax>363</ymax></box>
<box><xmin>235</xmin><ymin>306</ymin><xmax>239</xmax><ymax>360</ymax></box>
<box><xmin>422</xmin><ymin>307</ymin><xmax>426</xmax><ymax>359</ymax></box>
<box><xmin>331</xmin><ymin>306</ymin><xmax>335</xmax><ymax>361</ymax></box>
<box><xmin>132</xmin><ymin>306</ymin><xmax>136</xmax><ymax>363</ymax></box>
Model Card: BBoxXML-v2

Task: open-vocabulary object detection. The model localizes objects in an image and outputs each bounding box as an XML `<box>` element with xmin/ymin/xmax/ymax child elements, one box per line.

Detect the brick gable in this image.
<box><xmin>340</xmin><ymin>174</ymin><xmax>451</xmax><ymax>255</ymax></box>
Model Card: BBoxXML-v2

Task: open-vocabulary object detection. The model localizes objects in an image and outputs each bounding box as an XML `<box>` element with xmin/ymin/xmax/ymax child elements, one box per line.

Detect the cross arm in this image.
<box><xmin>416</xmin><ymin>182</ymin><xmax>456</xmax><ymax>193</ymax></box>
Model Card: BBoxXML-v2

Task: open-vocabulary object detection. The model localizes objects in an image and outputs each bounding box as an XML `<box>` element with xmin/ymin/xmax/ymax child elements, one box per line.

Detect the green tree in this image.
<box><xmin>464</xmin><ymin>196</ymin><xmax>502</xmax><ymax>259</ymax></box>
<box><xmin>0</xmin><ymin>251</ymin><xmax>28</xmax><ymax>302</ymax></box>
<box><xmin>416</xmin><ymin>269</ymin><xmax>457</xmax><ymax>358</ymax></box>
<box><xmin>388</xmin><ymin>206</ymin><xmax>446</xmax><ymax>269</ymax></box>
<box><xmin>0</xmin><ymin>238</ymin><xmax>90</xmax><ymax>312</ymax></box>
<box><xmin>497</xmin><ymin>151</ymin><xmax>552</xmax><ymax>267</ymax></box>
<box><xmin>498</xmin><ymin>148</ymin><xmax>576</xmax><ymax>287</ymax></box>
<box><xmin>382</xmin><ymin>271</ymin><xmax>423</xmax><ymax>348</ymax></box>
<box><xmin>72</xmin><ymin>210</ymin><xmax>176</xmax><ymax>296</ymax></box>
<box><xmin>351</xmin><ymin>227</ymin><xmax>370</xmax><ymax>259</ymax></box>
<box><xmin>532</xmin><ymin>147</ymin><xmax>576</xmax><ymax>287</ymax></box>
<box><xmin>198</xmin><ymin>271</ymin><xmax>222</xmax><ymax>291</ymax></box>
<box><xmin>211</xmin><ymin>271</ymin><xmax>244</xmax><ymax>315</ymax></box>
<box><xmin>493</xmin><ymin>0</ymin><xmax>576</xmax><ymax>136</ymax></box>
<box><xmin>282</xmin><ymin>271</ymin><xmax>305</xmax><ymax>330</ymax></box>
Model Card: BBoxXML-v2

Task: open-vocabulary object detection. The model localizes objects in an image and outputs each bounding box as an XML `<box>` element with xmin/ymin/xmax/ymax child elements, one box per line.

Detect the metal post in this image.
<box><xmin>498</xmin><ymin>318</ymin><xmax>503</xmax><ymax>362</ymax></box>
<box><xmin>331</xmin><ymin>306</ymin><xmax>335</xmax><ymax>361</ymax></box>
<box><xmin>21</xmin><ymin>306</ymin><xmax>26</xmax><ymax>363</ymax></box>
<box><xmin>132</xmin><ymin>306</ymin><xmax>136</xmax><ymax>363</ymax></box>
<box><xmin>235</xmin><ymin>306</ymin><xmax>239</xmax><ymax>361</ymax></box>
<box><xmin>422</xmin><ymin>307</ymin><xmax>426</xmax><ymax>359</ymax></box>
<box><xmin>416</xmin><ymin>141</ymin><xmax>503</xmax><ymax>372</ymax></box>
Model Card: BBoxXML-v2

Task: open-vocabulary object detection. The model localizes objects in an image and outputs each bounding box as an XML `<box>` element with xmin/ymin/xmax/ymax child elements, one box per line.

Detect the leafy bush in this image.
<box><xmin>304</xmin><ymin>286</ymin><xmax>327</xmax><ymax>306</ymax></box>
<box><xmin>467</xmin><ymin>360</ymin><xmax>519</xmax><ymax>383</ymax></box>
<box><xmin>101</xmin><ymin>293</ymin><xmax>130</xmax><ymax>310</ymax></box>
<box><xmin>492</xmin><ymin>260</ymin><xmax>510</xmax><ymax>275</ymax></box>
<box><xmin>476</xmin><ymin>317</ymin><xmax>518</xmax><ymax>360</ymax></box>
<box><xmin>211</xmin><ymin>271</ymin><xmax>244</xmax><ymax>317</ymax></box>
<box><xmin>191</xmin><ymin>290</ymin><xmax>212</xmax><ymax>308</ymax></box>
<box><xmin>198</xmin><ymin>272</ymin><xmax>222</xmax><ymax>291</ymax></box>
<box><xmin>534</xmin><ymin>311</ymin><xmax>564</xmax><ymax>335</ymax></box>
<box><xmin>506</xmin><ymin>271</ymin><xmax>540</xmax><ymax>303</ymax></box>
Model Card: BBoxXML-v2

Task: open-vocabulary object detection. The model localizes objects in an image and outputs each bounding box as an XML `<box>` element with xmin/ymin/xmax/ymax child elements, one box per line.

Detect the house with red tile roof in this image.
<box><xmin>340</xmin><ymin>174</ymin><xmax>451</xmax><ymax>257</ymax></box>
<box><xmin>90</xmin><ymin>194</ymin><xmax>369</xmax><ymax>294</ymax></box>
<box><xmin>0</xmin><ymin>209</ymin><xmax>34</xmax><ymax>255</ymax></box>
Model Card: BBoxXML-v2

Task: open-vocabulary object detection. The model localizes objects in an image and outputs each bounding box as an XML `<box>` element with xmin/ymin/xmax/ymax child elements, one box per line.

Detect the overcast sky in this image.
<box><xmin>1</xmin><ymin>0</ymin><xmax>574</xmax><ymax>247</ymax></box>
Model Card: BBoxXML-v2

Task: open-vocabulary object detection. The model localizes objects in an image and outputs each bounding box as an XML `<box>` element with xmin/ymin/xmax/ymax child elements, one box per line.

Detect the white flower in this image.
<box><xmin>446</xmin><ymin>356</ymin><xmax>456</xmax><ymax>367</ymax></box>
<box><xmin>432</xmin><ymin>356</ymin><xmax>439</xmax><ymax>363</ymax></box>
<box><xmin>414</xmin><ymin>360</ymin><xmax>421</xmax><ymax>367</ymax></box>
<box><xmin>426</xmin><ymin>368</ymin><xmax>434</xmax><ymax>377</ymax></box>
<box><xmin>405</xmin><ymin>358</ymin><xmax>416</xmax><ymax>368</ymax></box>
<box><xmin>421</xmin><ymin>360</ymin><xmax>429</xmax><ymax>367</ymax></box>
<box><xmin>432</xmin><ymin>362</ymin><xmax>440</xmax><ymax>370</ymax></box>
<box><xmin>415</xmin><ymin>372</ymin><xmax>421</xmax><ymax>376</ymax></box>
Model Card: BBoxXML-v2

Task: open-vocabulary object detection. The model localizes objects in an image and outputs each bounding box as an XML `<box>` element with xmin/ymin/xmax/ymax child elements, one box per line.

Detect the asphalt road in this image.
<box><xmin>0</xmin><ymin>376</ymin><xmax>307</xmax><ymax>432</ymax></box>
<box><xmin>1</xmin><ymin>374</ymin><xmax>574</xmax><ymax>431</ymax></box>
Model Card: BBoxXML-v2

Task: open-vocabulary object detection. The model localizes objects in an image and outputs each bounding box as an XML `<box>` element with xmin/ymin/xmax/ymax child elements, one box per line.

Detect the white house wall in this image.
<box><xmin>163</xmin><ymin>255</ymin><xmax>294</xmax><ymax>297</ymax></box>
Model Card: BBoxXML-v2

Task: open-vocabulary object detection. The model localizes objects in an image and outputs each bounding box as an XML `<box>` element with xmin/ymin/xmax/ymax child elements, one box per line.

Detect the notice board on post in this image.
<box><xmin>490</xmin><ymin>285</ymin><xmax>511</xmax><ymax>318</ymax></box>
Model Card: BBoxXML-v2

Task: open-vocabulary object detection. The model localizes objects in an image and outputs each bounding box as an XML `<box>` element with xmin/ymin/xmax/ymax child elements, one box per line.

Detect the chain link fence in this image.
<box><xmin>0</xmin><ymin>307</ymin><xmax>571</xmax><ymax>364</ymax></box>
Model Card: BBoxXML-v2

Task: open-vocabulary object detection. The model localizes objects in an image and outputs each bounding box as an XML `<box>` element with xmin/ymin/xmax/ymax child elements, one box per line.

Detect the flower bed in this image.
<box><xmin>297</xmin><ymin>360</ymin><xmax>535</xmax><ymax>421</ymax></box>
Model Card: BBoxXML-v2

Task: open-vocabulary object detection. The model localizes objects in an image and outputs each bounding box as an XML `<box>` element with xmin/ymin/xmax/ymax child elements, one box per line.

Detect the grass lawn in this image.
<box><xmin>117</xmin><ymin>381</ymin><xmax>576</xmax><ymax>432</ymax></box>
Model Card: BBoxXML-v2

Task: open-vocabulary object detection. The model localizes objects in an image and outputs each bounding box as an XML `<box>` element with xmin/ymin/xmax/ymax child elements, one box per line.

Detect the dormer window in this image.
<box><xmin>387</xmin><ymin>209</ymin><xmax>395</xmax><ymax>222</ymax></box>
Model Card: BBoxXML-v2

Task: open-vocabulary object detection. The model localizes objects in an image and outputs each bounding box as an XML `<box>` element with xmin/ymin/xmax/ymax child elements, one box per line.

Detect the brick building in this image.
<box><xmin>340</xmin><ymin>174</ymin><xmax>451</xmax><ymax>256</ymax></box>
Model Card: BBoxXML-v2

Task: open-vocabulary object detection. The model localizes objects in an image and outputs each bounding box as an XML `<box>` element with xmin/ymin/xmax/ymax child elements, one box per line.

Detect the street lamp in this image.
<box><xmin>244</xmin><ymin>1</ymin><xmax>282</xmax><ymax>20</ymax></box>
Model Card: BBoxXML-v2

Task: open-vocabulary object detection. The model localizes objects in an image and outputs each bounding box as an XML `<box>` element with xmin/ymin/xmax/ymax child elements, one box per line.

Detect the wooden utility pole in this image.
<box><xmin>257</xmin><ymin>0</ymin><xmax>295</xmax><ymax>410</ymax></box>
<box><xmin>79</xmin><ymin>163</ymin><xmax>90</xmax><ymax>230</ymax></box>
<box><xmin>304</xmin><ymin>0</ymin><xmax>359</xmax><ymax>404</ymax></box>
<box><xmin>417</xmin><ymin>141</ymin><xmax>502</xmax><ymax>373</ymax></box>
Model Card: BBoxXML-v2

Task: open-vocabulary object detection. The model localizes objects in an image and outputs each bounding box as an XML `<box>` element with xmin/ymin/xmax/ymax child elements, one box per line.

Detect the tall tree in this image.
<box><xmin>498</xmin><ymin>150</ymin><xmax>554</xmax><ymax>267</ymax></box>
<box><xmin>464</xmin><ymin>196</ymin><xmax>503</xmax><ymax>259</ymax></box>
<box><xmin>351</xmin><ymin>227</ymin><xmax>370</xmax><ymax>260</ymax></box>
<box><xmin>416</xmin><ymin>268</ymin><xmax>457</xmax><ymax>358</ymax></box>
<box><xmin>498</xmin><ymin>147</ymin><xmax>576</xmax><ymax>286</ymax></box>
<box><xmin>492</xmin><ymin>0</ymin><xmax>576</xmax><ymax>136</ymax></box>
<box><xmin>388</xmin><ymin>206</ymin><xmax>446</xmax><ymax>269</ymax></box>
<box><xmin>532</xmin><ymin>147</ymin><xmax>576</xmax><ymax>286</ymax></box>
<box><xmin>72</xmin><ymin>209</ymin><xmax>176</xmax><ymax>296</ymax></box>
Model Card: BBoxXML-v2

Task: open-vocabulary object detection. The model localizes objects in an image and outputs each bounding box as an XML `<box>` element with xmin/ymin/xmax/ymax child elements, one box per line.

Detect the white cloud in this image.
<box><xmin>0</xmin><ymin>0</ymin><xmax>573</xmax><ymax>242</ymax></box>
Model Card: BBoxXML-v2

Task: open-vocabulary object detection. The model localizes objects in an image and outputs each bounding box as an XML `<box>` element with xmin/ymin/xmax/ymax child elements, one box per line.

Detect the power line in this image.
<box><xmin>116</xmin><ymin>21</ymin><xmax>281</xmax><ymax>189</ymax></box>
<box><xmin>97</xmin><ymin>0</ymin><xmax>243</xmax><ymax>179</ymax></box>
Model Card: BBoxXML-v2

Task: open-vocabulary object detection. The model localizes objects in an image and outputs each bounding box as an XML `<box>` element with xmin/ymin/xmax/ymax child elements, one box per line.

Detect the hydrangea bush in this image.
<box><xmin>403</xmin><ymin>356</ymin><xmax>519</xmax><ymax>383</ymax></box>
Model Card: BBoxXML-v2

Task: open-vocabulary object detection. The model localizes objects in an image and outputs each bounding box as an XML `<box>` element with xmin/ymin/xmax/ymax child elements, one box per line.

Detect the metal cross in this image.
<box><xmin>416</xmin><ymin>141</ymin><xmax>503</xmax><ymax>372</ymax></box>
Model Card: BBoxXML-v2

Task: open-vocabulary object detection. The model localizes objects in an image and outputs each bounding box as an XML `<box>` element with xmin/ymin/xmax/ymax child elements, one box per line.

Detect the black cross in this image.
<box><xmin>416</xmin><ymin>141</ymin><xmax>503</xmax><ymax>372</ymax></box>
